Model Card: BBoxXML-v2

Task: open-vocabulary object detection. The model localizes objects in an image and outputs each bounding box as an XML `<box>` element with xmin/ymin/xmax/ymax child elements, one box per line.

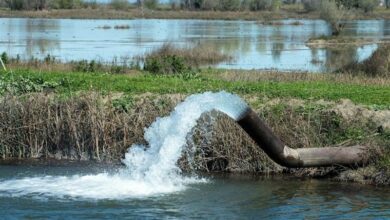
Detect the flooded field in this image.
<box><xmin>0</xmin><ymin>18</ymin><xmax>388</xmax><ymax>71</ymax></box>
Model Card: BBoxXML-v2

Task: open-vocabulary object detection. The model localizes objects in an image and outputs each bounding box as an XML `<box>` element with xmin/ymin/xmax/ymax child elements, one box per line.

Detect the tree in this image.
<box><xmin>320</xmin><ymin>0</ymin><xmax>350</xmax><ymax>36</ymax></box>
<box><xmin>357</xmin><ymin>0</ymin><xmax>379</xmax><ymax>13</ymax></box>
<box><xmin>110</xmin><ymin>0</ymin><xmax>129</xmax><ymax>10</ymax></box>
<box><xmin>4</xmin><ymin>0</ymin><xmax>47</xmax><ymax>10</ymax></box>
<box><xmin>249</xmin><ymin>0</ymin><xmax>272</xmax><ymax>11</ymax></box>
<box><xmin>302</xmin><ymin>0</ymin><xmax>321</xmax><ymax>12</ymax></box>
<box><xmin>137</xmin><ymin>0</ymin><xmax>158</xmax><ymax>9</ymax></box>
<box><xmin>336</xmin><ymin>0</ymin><xmax>379</xmax><ymax>12</ymax></box>
<box><xmin>218</xmin><ymin>0</ymin><xmax>240</xmax><ymax>11</ymax></box>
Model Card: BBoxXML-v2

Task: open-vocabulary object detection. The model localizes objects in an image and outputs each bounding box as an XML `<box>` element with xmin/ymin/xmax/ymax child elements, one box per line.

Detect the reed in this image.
<box><xmin>1</xmin><ymin>53</ymin><xmax>140</xmax><ymax>74</ymax></box>
<box><xmin>144</xmin><ymin>43</ymin><xmax>232</xmax><ymax>67</ymax></box>
<box><xmin>0</xmin><ymin>92</ymin><xmax>388</xmax><ymax>184</ymax></box>
<box><xmin>0</xmin><ymin>93</ymin><xmax>176</xmax><ymax>161</ymax></box>
<box><xmin>342</xmin><ymin>44</ymin><xmax>390</xmax><ymax>77</ymax></box>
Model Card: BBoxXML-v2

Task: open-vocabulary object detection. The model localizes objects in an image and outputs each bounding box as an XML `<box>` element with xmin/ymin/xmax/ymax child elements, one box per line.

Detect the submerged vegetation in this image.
<box><xmin>143</xmin><ymin>43</ymin><xmax>232</xmax><ymax>75</ymax></box>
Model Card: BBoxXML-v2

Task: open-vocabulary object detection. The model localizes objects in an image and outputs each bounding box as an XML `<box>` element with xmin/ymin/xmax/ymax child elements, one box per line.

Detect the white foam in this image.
<box><xmin>0</xmin><ymin>91</ymin><xmax>248</xmax><ymax>200</ymax></box>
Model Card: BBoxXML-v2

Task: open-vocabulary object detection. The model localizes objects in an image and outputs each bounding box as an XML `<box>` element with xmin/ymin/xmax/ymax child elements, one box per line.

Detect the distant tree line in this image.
<box><xmin>0</xmin><ymin>0</ymin><xmax>384</xmax><ymax>11</ymax></box>
<box><xmin>174</xmin><ymin>0</ymin><xmax>383</xmax><ymax>11</ymax></box>
<box><xmin>173</xmin><ymin>0</ymin><xmax>282</xmax><ymax>11</ymax></box>
<box><xmin>0</xmin><ymin>0</ymin><xmax>160</xmax><ymax>10</ymax></box>
<box><xmin>0</xmin><ymin>0</ymin><xmax>86</xmax><ymax>10</ymax></box>
<box><xmin>303</xmin><ymin>0</ymin><xmax>381</xmax><ymax>13</ymax></box>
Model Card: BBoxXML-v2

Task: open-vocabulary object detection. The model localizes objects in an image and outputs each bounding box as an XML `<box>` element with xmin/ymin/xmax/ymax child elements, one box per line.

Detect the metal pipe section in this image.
<box><xmin>237</xmin><ymin>108</ymin><xmax>368</xmax><ymax>168</ymax></box>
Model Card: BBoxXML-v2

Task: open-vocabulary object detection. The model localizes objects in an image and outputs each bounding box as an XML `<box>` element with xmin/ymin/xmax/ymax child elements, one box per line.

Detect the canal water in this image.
<box><xmin>1</xmin><ymin>18</ymin><xmax>388</xmax><ymax>71</ymax></box>
<box><xmin>0</xmin><ymin>165</ymin><xmax>389</xmax><ymax>219</ymax></box>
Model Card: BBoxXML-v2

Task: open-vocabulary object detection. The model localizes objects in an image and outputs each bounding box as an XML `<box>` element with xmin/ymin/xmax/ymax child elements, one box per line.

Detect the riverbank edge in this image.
<box><xmin>0</xmin><ymin>67</ymin><xmax>389</xmax><ymax>186</ymax></box>
<box><xmin>1</xmin><ymin>8</ymin><xmax>390</xmax><ymax>20</ymax></box>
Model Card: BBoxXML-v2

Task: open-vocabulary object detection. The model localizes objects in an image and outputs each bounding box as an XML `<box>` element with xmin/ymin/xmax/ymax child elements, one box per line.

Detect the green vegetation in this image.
<box><xmin>109</xmin><ymin>0</ymin><xmax>129</xmax><ymax>10</ymax></box>
<box><xmin>143</xmin><ymin>43</ymin><xmax>231</xmax><ymax>75</ymax></box>
<box><xmin>0</xmin><ymin>69</ymin><xmax>389</xmax><ymax>108</ymax></box>
<box><xmin>1</xmin><ymin>52</ymin><xmax>8</xmax><ymax>65</ymax></box>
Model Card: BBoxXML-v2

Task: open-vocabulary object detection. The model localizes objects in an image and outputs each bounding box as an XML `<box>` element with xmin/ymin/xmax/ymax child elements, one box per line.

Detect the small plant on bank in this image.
<box><xmin>1</xmin><ymin>52</ymin><xmax>9</xmax><ymax>65</ymax></box>
<box><xmin>72</xmin><ymin>60</ymin><xmax>103</xmax><ymax>73</ymax></box>
<box><xmin>144</xmin><ymin>55</ymin><xmax>190</xmax><ymax>75</ymax></box>
<box><xmin>112</xmin><ymin>95</ymin><xmax>134</xmax><ymax>113</ymax></box>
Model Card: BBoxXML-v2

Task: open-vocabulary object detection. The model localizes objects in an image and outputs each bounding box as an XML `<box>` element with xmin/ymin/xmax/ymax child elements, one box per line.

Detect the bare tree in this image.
<box><xmin>320</xmin><ymin>0</ymin><xmax>352</xmax><ymax>36</ymax></box>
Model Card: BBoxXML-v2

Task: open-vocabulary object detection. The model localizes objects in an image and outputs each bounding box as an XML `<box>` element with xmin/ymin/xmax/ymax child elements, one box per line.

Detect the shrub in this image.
<box><xmin>302</xmin><ymin>0</ymin><xmax>321</xmax><ymax>12</ymax></box>
<box><xmin>219</xmin><ymin>0</ymin><xmax>241</xmax><ymax>11</ymax></box>
<box><xmin>144</xmin><ymin>55</ymin><xmax>189</xmax><ymax>75</ymax></box>
<box><xmin>357</xmin><ymin>0</ymin><xmax>379</xmax><ymax>13</ymax></box>
<box><xmin>1</xmin><ymin>52</ymin><xmax>8</xmax><ymax>65</ymax></box>
<box><xmin>343</xmin><ymin>45</ymin><xmax>390</xmax><ymax>77</ymax></box>
<box><xmin>144</xmin><ymin>0</ymin><xmax>158</xmax><ymax>9</ymax></box>
<box><xmin>320</xmin><ymin>0</ymin><xmax>349</xmax><ymax>36</ymax></box>
<box><xmin>110</xmin><ymin>0</ymin><xmax>129</xmax><ymax>10</ymax></box>
<box><xmin>4</xmin><ymin>0</ymin><xmax>25</xmax><ymax>10</ymax></box>
<box><xmin>202</xmin><ymin>0</ymin><xmax>218</xmax><ymax>10</ymax></box>
<box><xmin>3</xmin><ymin>0</ymin><xmax>48</xmax><ymax>10</ymax></box>
<box><xmin>249</xmin><ymin>0</ymin><xmax>271</xmax><ymax>10</ymax></box>
<box><xmin>142</xmin><ymin>43</ymin><xmax>231</xmax><ymax>75</ymax></box>
<box><xmin>49</xmin><ymin>0</ymin><xmax>82</xmax><ymax>9</ymax></box>
<box><xmin>72</xmin><ymin>60</ymin><xmax>103</xmax><ymax>72</ymax></box>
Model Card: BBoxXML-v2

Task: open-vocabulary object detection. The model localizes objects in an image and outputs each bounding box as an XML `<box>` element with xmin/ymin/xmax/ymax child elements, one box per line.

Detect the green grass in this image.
<box><xmin>1</xmin><ymin>69</ymin><xmax>389</xmax><ymax>108</ymax></box>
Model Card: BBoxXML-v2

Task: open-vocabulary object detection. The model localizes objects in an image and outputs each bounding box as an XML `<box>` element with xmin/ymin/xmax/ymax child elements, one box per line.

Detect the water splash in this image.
<box><xmin>0</xmin><ymin>91</ymin><xmax>248</xmax><ymax>200</ymax></box>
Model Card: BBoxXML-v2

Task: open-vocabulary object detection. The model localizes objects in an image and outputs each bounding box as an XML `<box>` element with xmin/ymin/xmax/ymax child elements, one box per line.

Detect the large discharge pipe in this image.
<box><xmin>236</xmin><ymin>108</ymin><xmax>369</xmax><ymax>168</ymax></box>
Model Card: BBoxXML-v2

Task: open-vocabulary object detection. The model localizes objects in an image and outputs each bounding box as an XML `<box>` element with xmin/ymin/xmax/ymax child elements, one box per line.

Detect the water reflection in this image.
<box><xmin>263</xmin><ymin>179</ymin><xmax>390</xmax><ymax>219</ymax></box>
<box><xmin>0</xmin><ymin>18</ymin><xmax>387</xmax><ymax>71</ymax></box>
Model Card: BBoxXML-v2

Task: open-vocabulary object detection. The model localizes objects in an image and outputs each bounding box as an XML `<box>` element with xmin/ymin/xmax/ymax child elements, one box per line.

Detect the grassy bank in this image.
<box><xmin>0</xmin><ymin>67</ymin><xmax>389</xmax><ymax>185</ymax></box>
<box><xmin>1</xmin><ymin>69</ymin><xmax>389</xmax><ymax>108</ymax></box>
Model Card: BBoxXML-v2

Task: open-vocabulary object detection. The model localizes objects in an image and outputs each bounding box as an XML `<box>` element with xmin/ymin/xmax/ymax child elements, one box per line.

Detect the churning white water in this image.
<box><xmin>0</xmin><ymin>91</ymin><xmax>248</xmax><ymax>200</ymax></box>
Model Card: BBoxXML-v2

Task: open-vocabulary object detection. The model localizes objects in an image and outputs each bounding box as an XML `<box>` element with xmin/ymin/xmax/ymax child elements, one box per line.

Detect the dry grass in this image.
<box><xmin>4</xmin><ymin>57</ymin><xmax>141</xmax><ymax>75</ymax></box>
<box><xmin>180</xmin><ymin>112</ymin><xmax>282</xmax><ymax>174</ymax></box>
<box><xmin>0</xmin><ymin>93</ymin><xmax>176</xmax><ymax>161</ymax></box>
<box><xmin>258</xmin><ymin>20</ymin><xmax>304</xmax><ymax>26</ymax></box>
<box><xmin>208</xmin><ymin>69</ymin><xmax>390</xmax><ymax>86</ymax></box>
<box><xmin>342</xmin><ymin>44</ymin><xmax>390</xmax><ymax>77</ymax></box>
